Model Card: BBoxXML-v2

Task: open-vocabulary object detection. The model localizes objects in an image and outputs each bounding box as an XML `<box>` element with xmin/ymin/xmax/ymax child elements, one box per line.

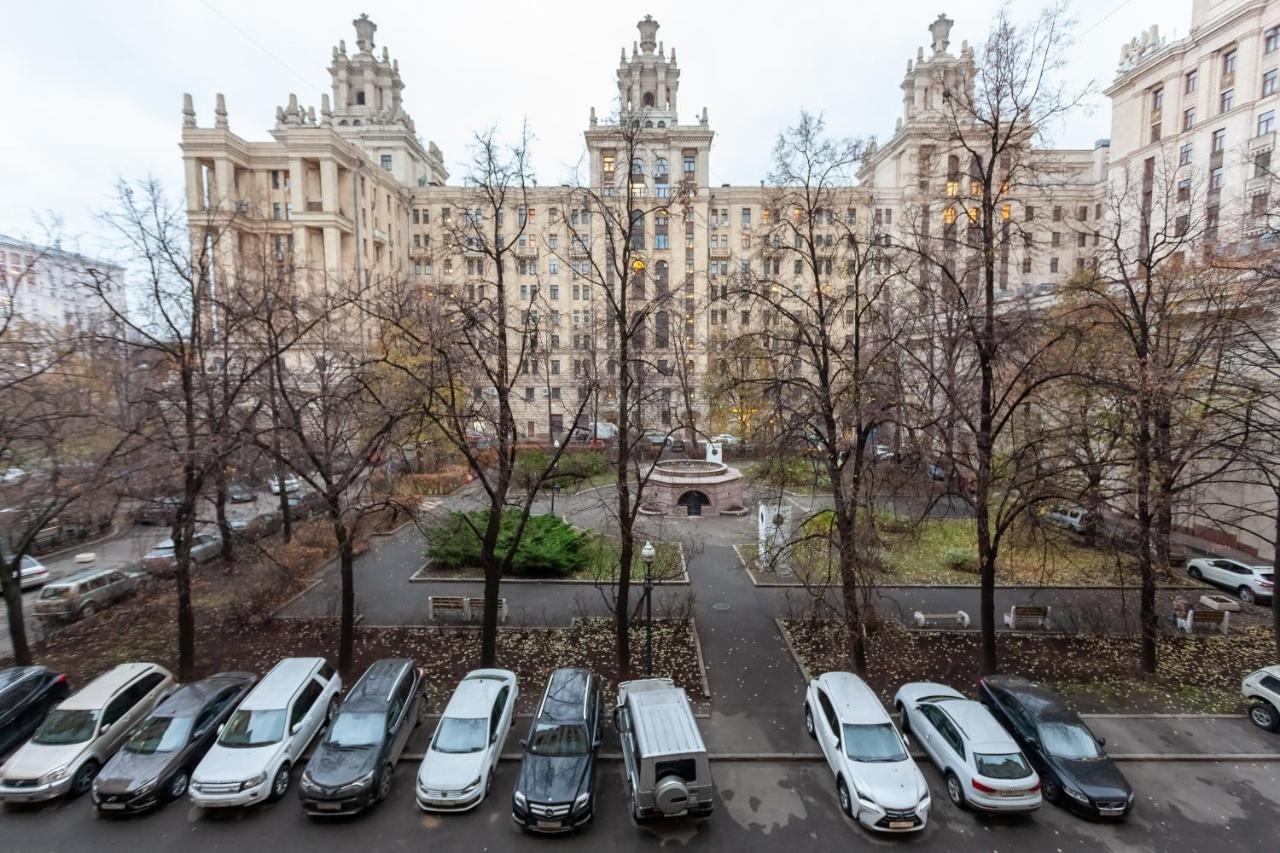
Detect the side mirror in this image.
<box><xmin>902</xmin><ymin>733</ymin><xmax>910</xmax><ymax>747</ymax></box>
<box><xmin>217</xmin><ymin>723</ymin><xmax>225</xmax><ymax>735</ymax></box>
<box><xmin>290</xmin><ymin>722</ymin><xmax>302</xmax><ymax>735</ymax></box>
<box><xmin>1097</xmin><ymin>737</ymin><xmax>1107</xmax><ymax>748</ymax></box>
<box><xmin>519</xmin><ymin>738</ymin><xmax>527</xmax><ymax>749</ymax></box>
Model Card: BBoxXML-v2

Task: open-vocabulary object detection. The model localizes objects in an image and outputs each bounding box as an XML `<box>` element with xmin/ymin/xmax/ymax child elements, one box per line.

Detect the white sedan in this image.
<box><xmin>805</xmin><ymin>672</ymin><xmax>929</xmax><ymax>832</ymax></box>
<box><xmin>893</xmin><ymin>682</ymin><xmax>1041</xmax><ymax>813</ymax></box>
<box><xmin>267</xmin><ymin>475</ymin><xmax>300</xmax><ymax>494</ymax></box>
<box><xmin>1186</xmin><ymin>558</ymin><xmax>1274</xmax><ymax>604</ymax></box>
<box><xmin>709</xmin><ymin>433</ymin><xmax>740</xmax><ymax>446</ymax></box>
<box><xmin>416</xmin><ymin>669</ymin><xmax>517</xmax><ymax>812</ymax></box>
<box><xmin>19</xmin><ymin>555</ymin><xmax>50</xmax><ymax>590</ymax></box>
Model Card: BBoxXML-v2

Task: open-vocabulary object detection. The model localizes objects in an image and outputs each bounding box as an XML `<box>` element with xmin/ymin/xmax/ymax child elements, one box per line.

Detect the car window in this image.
<box><xmin>219</xmin><ymin>709</ymin><xmax>286</xmax><ymax>747</ymax></box>
<box><xmin>388</xmin><ymin>671</ymin><xmax>413</xmax><ymax>726</ymax></box>
<box><xmin>935</xmin><ymin>716</ymin><xmax>965</xmax><ymax>758</ymax></box>
<box><xmin>101</xmin><ymin>692</ymin><xmax>133</xmax><ymax>729</ymax></box>
<box><xmin>1260</xmin><ymin>675</ymin><xmax>1280</xmax><ymax>693</ymax></box>
<box><xmin>432</xmin><ymin>717</ymin><xmax>487</xmax><ymax>753</ymax></box>
<box><xmin>0</xmin><ymin>679</ymin><xmax>37</xmax><ymax>713</ymax></box>
<box><xmin>816</xmin><ymin>690</ymin><xmax>839</xmax><ymax>736</ymax></box>
<box><xmin>490</xmin><ymin>686</ymin><xmax>510</xmax><ymax>741</ymax></box>
<box><xmin>974</xmin><ymin>752</ymin><xmax>1034</xmax><ymax>779</ymax></box>
<box><xmin>842</xmin><ymin>723</ymin><xmax>908</xmax><ymax>762</ymax></box>
<box><xmin>528</xmin><ymin>722</ymin><xmax>590</xmax><ymax>756</ymax></box>
<box><xmin>33</xmin><ymin>709</ymin><xmax>98</xmax><ymax>745</ymax></box>
<box><xmin>290</xmin><ymin>681</ymin><xmax>323</xmax><ymax>729</ymax></box>
<box><xmin>132</xmin><ymin>672</ymin><xmax>166</xmax><ymax>701</ymax></box>
<box><xmin>918</xmin><ymin>704</ymin><xmax>943</xmax><ymax>730</ymax></box>
<box><xmin>193</xmin><ymin>688</ymin><xmax>237</xmax><ymax>733</ymax></box>
<box><xmin>124</xmin><ymin>715</ymin><xmax>193</xmax><ymax>754</ymax></box>
<box><xmin>319</xmin><ymin>662</ymin><xmax>336</xmax><ymax>682</ymax></box>
<box><xmin>325</xmin><ymin>711</ymin><xmax>385</xmax><ymax>747</ymax></box>
<box><xmin>1038</xmin><ymin>721</ymin><xmax>1102</xmax><ymax>759</ymax></box>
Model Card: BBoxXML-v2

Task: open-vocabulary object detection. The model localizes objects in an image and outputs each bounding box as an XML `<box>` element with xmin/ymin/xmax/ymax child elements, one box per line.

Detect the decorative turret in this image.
<box><xmin>326</xmin><ymin>13</ymin><xmax>415</xmax><ymax>132</ymax></box>
<box><xmin>615</xmin><ymin>15</ymin><xmax>680</xmax><ymax>126</ymax></box>
<box><xmin>896</xmin><ymin>13</ymin><xmax>975</xmax><ymax>126</ymax></box>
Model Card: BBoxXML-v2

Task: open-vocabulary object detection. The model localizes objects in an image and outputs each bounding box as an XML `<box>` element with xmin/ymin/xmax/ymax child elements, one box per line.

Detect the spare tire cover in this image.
<box><xmin>654</xmin><ymin>774</ymin><xmax>691</xmax><ymax>816</ymax></box>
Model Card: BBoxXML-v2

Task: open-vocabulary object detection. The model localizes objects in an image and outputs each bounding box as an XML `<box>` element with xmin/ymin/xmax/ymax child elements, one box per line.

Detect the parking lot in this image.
<box><xmin>0</xmin><ymin>756</ymin><xmax>1276</xmax><ymax>853</ymax></box>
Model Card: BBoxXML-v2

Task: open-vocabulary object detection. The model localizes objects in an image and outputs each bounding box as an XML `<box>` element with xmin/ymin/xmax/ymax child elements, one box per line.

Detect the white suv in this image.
<box><xmin>805</xmin><ymin>672</ymin><xmax>929</xmax><ymax>832</ymax></box>
<box><xmin>1186</xmin><ymin>558</ymin><xmax>1275</xmax><ymax>604</ymax></box>
<box><xmin>0</xmin><ymin>663</ymin><xmax>174</xmax><ymax>802</ymax></box>
<box><xmin>1243</xmin><ymin>666</ymin><xmax>1280</xmax><ymax>732</ymax></box>
<box><xmin>190</xmin><ymin>657</ymin><xmax>340</xmax><ymax>808</ymax></box>
<box><xmin>894</xmin><ymin>682</ymin><xmax>1041</xmax><ymax>813</ymax></box>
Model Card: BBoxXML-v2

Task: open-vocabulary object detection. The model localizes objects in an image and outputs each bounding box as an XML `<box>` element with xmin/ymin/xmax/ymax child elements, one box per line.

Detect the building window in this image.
<box><xmin>270</xmin><ymin>170</ymin><xmax>281</xmax><ymax>189</ymax></box>
<box><xmin>1077</xmin><ymin>232</ymin><xmax>1087</xmax><ymax>248</ymax></box>
<box><xmin>1151</xmin><ymin>87</ymin><xmax>1164</xmax><ymax>113</ymax></box>
<box><xmin>1051</xmin><ymin>231</ymin><xmax>1061</xmax><ymax>247</ymax></box>
<box><xmin>380</xmin><ymin>154</ymin><xmax>392</xmax><ymax>170</ymax></box>
<box><xmin>1183</xmin><ymin>107</ymin><xmax>1196</xmax><ymax>130</ymax></box>
<box><xmin>943</xmin><ymin>207</ymin><xmax>957</xmax><ymax>224</ymax></box>
<box><xmin>1185</xmin><ymin>68</ymin><xmax>1198</xmax><ymax>93</ymax></box>
<box><xmin>1223</xmin><ymin>48</ymin><xmax>1237</xmax><ymax>77</ymax></box>
<box><xmin>1050</xmin><ymin>257</ymin><xmax>1060</xmax><ymax>273</ymax></box>
<box><xmin>1212</xmin><ymin>128</ymin><xmax>1226</xmax><ymax>151</ymax></box>
<box><xmin>1025</xmin><ymin>206</ymin><xmax>1035</xmax><ymax>221</ymax></box>
<box><xmin>1266</xmin><ymin>68</ymin><xmax>1279</xmax><ymax>97</ymax></box>
<box><xmin>1268</xmin><ymin>26</ymin><xmax>1280</xmax><ymax>54</ymax></box>
<box><xmin>272</xmin><ymin>202</ymin><xmax>282</xmax><ymax>220</ymax></box>
<box><xmin>1179</xmin><ymin>142</ymin><xmax>1193</xmax><ymax>166</ymax></box>
<box><xmin>683</xmin><ymin>153</ymin><xmax>695</xmax><ymax>173</ymax></box>
<box><xmin>1256</xmin><ymin>149</ymin><xmax>1271</xmax><ymax>177</ymax></box>
<box><xmin>945</xmin><ymin>179</ymin><xmax>959</xmax><ymax>196</ymax></box>
<box><xmin>1261</xmin><ymin>110</ymin><xmax>1277</xmax><ymax>136</ymax></box>
<box><xmin>1221</xmin><ymin>88</ymin><xmax>1235</xmax><ymax>113</ymax></box>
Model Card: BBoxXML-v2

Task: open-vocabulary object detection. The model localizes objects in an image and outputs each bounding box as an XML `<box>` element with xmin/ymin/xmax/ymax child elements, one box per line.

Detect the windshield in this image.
<box><xmin>527</xmin><ymin>722</ymin><xmax>590</xmax><ymax>757</ymax></box>
<box><xmin>218</xmin><ymin>709</ymin><xmax>285</xmax><ymax>747</ymax></box>
<box><xmin>125</xmin><ymin>715</ymin><xmax>193</xmax><ymax>754</ymax></box>
<box><xmin>33</xmin><ymin>709</ymin><xmax>98</xmax><ymax>745</ymax></box>
<box><xmin>325</xmin><ymin>712</ymin><xmax>384</xmax><ymax>748</ymax></box>
<box><xmin>842</xmin><ymin>723</ymin><xmax>909</xmax><ymax>762</ymax></box>
<box><xmin>432</xmin><ymin>717</ymin><xmax>487</xmax><ymax>753</ymax></box>
<box><xmin>974</xmin><ymin>752</ymin><xmax>1034</xmax><ymax>779</ymax></box>
<box><xmin>39</xmin><ymin>586</ymin><xmax>72</xmax><ymax>600</ymax></box>
<box><xmin>1038</xmin><ymin>721</ymin><xmax>1102</xmax><ymax>760</ymax></box>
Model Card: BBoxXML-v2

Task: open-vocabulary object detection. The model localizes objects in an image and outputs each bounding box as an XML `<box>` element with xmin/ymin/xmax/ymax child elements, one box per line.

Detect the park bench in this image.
<box><xmin>428</xmin><ymin>595</ymin><xmax>508</xmax><ymax>623</ymax></box>
<box><xmin>912</xmin><ymin>610</ymin><xmax>970</xmax><ymax>629</ymax></box>
<box><xmin>1003</xmin><ymin>604</ymin><xmax>1051</xmax><ymax>630</ymax></box>
<box><xmin>1177</xmin><ymin>608</ymin><xmax>1230</xmax><ymax>635</ymax></box>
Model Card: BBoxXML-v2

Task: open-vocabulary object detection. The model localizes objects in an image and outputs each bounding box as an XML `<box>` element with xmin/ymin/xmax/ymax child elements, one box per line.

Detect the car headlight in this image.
<box><xmin>514</xmin><ymin>790</ymin><xmax>526</xmax><ymax>808</ymax></box>
<box><xmin>300</xmin><ymin>773</ymin><xmax>322</xmax><ymax>794</ymax></box>
<box><xmin>38</xmin><ymin>766</ymin><xmax>70</xmax><ymax>784</ymax></box>
<box><xmin>133</xmin><ymin>778</ymin><xmax>158</xmax><ymax>796</ymax></box>
<box><xmin>337</xmin><ymin>772</ymin><xmax>375</xmax><ymax>794</ymax></box>
<box><xmin>854</xmin><ymin>787</ymin><xmax>878</xmax><ymax>806</ymax></box>
<box><xmin>1062</xmin><ymin>783</ymin><xmax>1090</xmax><ymax>805</ymax></box>
<box><xmin>573</xmin><ymin>791</ymin><xmax>591</xmax><ymax>812</ymax></box>
<box><xmin>241</xmin><ymin>772</ymin><xmax>268</xmax><ymax>791</ymax></box>
<box><xmin>460</xmin><ymin>776</ymin><xmax>481</xmax><ymax>794</ymax></box>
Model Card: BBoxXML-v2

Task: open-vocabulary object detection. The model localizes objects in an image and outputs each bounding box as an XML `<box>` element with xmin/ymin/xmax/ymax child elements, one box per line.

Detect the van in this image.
<box><xmin>613</xmin><ymin>678</ymin><xmax>713</xmax><ymax>822</ymax></box>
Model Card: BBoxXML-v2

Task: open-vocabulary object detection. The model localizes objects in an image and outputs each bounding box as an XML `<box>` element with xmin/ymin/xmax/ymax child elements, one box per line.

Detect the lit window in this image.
<box><xmin>943</xmin><ymin>207</ymin><xmax>956</xmax><ymax>224</ymax></box>
<box><xmin>945</xmin><ymin>180</ymin><xmax>959</xmax><ymax>197</ymax></box>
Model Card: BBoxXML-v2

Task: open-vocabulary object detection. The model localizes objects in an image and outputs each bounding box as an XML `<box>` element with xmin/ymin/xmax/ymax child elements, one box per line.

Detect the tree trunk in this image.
<box><xmin>276</xmin><ymin>462</ymin><xmax>293</xmax><ymax>544</ymax></box>
<box><xmin>174</xmin><ymin>512</ymin><xmax>197</xmax><ymax>681</ymax></box>
<box><xmin>478</xmin><ymin>502</ymin><xmax>504</xmax><ymax>668</ymax></box>
<box><xmin>1</xmin><ymin>562</ymin><xmax>32</xmax><ymax>666</ymax></box>
<box><xmin>1134</xmin><ymin>388</ymin><xmax>1158</xmax><ymax>674</ymax></box>
<box><xmin>1273</xmin><ymin>494</ymin><xmax>1280</xmax><ymax>663</ymax></box>
<box><xmin>333</xmin><ymin>513</ymin><xmax>355</xmax><ymax>675</ymax></box>
<box><xmin>214</xmin><ymin>466</ymin><xmax>233</xmax><ymax>563</ymax></box>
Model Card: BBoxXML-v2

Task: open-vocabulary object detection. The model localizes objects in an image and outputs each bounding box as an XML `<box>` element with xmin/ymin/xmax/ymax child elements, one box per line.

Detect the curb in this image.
<box><xmin>1107</xmin><ymin>753</ymin><xmax>1280</xmax><ymax>762</ymax></box>
<box><xmin>689</xmin><ymin>616</ymin><xmax>713</xmax><ymax>700</ymax></box>
<box><xmin>268</xmin><ymin>577</ymin><xmax>326</xmax><ymax>619</ymax></box>
<box><xmin>773</xmin><ymin>617</ymin><xmax>812</xmax><ymax>683</ymax></box>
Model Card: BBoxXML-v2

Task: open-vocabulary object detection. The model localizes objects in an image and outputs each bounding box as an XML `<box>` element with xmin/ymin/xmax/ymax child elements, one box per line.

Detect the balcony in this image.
<box><xmin>709</xmin><ymin>246</ymin><xmax>731</xmax><ymax>259</ymax></box>
<box><xmin>373</xmin><ymin>227</ymin><xmax>389</xmax><ymax>243</ymax></box>
<box><xmin>1250</xmin><ymin>131</ymin><xmax>1276</xmax><ymax>156</ymax></box>
<box><xmin>1246</xmin><ymin>175</ymin><xmax>1271</xmax><ymax>197</ymax></box>
<box><xmin>515</xmin><ymin>242</ymin><xmax>538</xmax><ymax>258</ymax></box>
<box><xmin>305</xmin><ymin>200</ymin><xmax>323</xmax><ymax>213</ymax></box>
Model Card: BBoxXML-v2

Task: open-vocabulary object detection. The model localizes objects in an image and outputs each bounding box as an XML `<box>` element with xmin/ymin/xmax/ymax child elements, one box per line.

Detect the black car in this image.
<box><xmin>0</xmin><ymin>667</ymin><xmax>71</xmax><ymax>757</ymax></box>
<box><xmin>299</xmin><ymin>658</ymin><xmax>424</xmax><ymax>815</ymax></box>
<box><xmin>129</xmin><ymin>496</ymin><xmax>182</xmax><ymax>526</ymax></box>
<box><xmin>226</xmin><ymin>484</ymin><xmax>255</xmax><ymax>504</ymax></box>
<box><xmin>978</xmin><ymin>675</ymin><xmax>1134</xmax><ymax>819</ymax></box>
<box><xmin>512</xmin><ymin>668</ymin><xmax>603</xmax><ymax>833</ymax></box>
<box><xmin>91</xmin><ymin>671</ymin><xmax>256</xmax><ymax>813</ymax></box>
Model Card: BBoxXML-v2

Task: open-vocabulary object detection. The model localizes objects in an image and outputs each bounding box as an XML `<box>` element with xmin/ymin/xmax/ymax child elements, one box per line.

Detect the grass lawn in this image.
<box><xmin>749</xmin><ymin>515</ymin><xmax>1159</xmax><ymax>587</ymax></box>
<box><xmin>780</xmin><ymin>619</ymin><xmax>1275</xmax><ymax>713</ymax></box>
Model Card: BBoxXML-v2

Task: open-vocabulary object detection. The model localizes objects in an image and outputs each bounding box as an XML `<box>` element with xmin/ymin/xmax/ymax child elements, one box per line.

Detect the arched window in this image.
<box><xmin>643</xmin><ymin>92</ymin><xmax>655</xmax><ymax>107</ymax></box>
<box><xmin>655</xmin><ymin>260</ymin><xmax>669</xmax><ymax>296</ymax></box>
<box><xmin>657</xmin><ymin>121</ymin><xmax>666</xmax><ymax>128</ymax></box>
<box><xmin>338</xmin><ymin>119</ymin><xmax>348</xmax><ymax>126</ymax></box>
<box><xmin>352</xmin><ymin>119</ymin><xmax>362</xmax><ymax>126</ymax></box>
<box><xmin>631</xmin><ymin>157</ymin><xmax>644</xmax><ymax>176</ymax></box>
<box><xmin>630</xmin><ymin>209</ymin><xmax>645</xmax><ymax>250</ymax></box>
<box><xmin>356</xmin><ymin>91</ymin><xmax>366</xmax><ymax>105</ymax></box>
<box><xmin>656</xmin><ymin>158</ymin><xmax>669</xmax><ymax>177</ymax></box>
<box><xmin>644</xmin><ymin>120</ymin><xmax>653</xmax><ymax>128</ymax></box>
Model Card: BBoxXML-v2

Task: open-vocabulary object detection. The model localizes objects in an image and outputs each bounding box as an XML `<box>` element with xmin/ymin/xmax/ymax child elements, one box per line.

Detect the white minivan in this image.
<box><xmin>0</xmin><ymin>662</ymin><xmax>174</xmax><ymax>801</ymax></box>
<box><xmin>190</xmin><ymin>657</ymin><xmax>341</xmax><ymax>808</ymax></box>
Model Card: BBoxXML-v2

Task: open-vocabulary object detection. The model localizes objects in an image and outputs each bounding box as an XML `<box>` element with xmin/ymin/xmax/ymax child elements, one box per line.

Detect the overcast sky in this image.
<box><xmin>2</xmin><ymin>0</ymin><xmax>1182</xmax><ymax>259</ymax></box>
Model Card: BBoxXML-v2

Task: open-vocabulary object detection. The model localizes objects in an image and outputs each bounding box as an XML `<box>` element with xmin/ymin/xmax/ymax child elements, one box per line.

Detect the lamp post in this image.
<box><xmin>641</xmin><ymin>540</ymin><xmax>656</xmax><ymax>676</ymax></box>
<box><xmin>550</xmin><ymin>480</ymin><xmax>561</xmax><ymax>516</ymax></box>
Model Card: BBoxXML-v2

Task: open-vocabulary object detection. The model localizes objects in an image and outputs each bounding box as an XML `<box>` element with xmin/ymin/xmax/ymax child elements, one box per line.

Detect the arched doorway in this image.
<box><xmin>677</xmin><ymin>490</ymin><xmax>710</xmax><ymax>517</ymax></box>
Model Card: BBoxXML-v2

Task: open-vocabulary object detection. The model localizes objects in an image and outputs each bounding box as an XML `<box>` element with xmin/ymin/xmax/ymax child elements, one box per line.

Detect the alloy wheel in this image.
<box><xmin>271</xmin><ymin>765</ymin><xmax>290</xmax><ymax>800</ymax></box>
<box><xmin>169</xmin><ymin>770</ymin><xmax>190</xmax><ymax>799</ymax></box>
<box><xmin>946</xmin><ymin>774</ymin><xmax>964</xmax><ymax>808</ymax></box>
<box><xmin>1041</xmin><ymin>774</ymin><xmax>1062</xmax><ymax>804</ymax></box>
<box><xmin>804</xmin><ymin>706</ymin><xmax>816</xmax><ymax>739</ymax></box>
<box><xmin>837</xmin><ymin>778</ymin><xmax>852</xmax><ymax>816</ymax></box>
<box><xmin>1249</xmin><ymin>701</ymin><xmax>1279</xmax><ymax>731</ymax></box>
<box><xmin>378</xmin><ymin>765</ymin><xmax>394</xmax><ymax>801</ymax></box>
<box><xmin>72</xmin><ymin>761</ymin><xmax>99</xmax><ymax>796</ymax></box>
<box><xmin>1239</xmin><ymin>587</ymin><xmax>1255</xmax><ymax>604</ymax></box>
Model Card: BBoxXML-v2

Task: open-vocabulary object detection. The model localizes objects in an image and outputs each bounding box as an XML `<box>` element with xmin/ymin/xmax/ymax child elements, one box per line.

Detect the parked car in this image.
<box><xmin>92</xmin><ymin>672</ymin><xmax>256</xmax><ymax>814</ymax></box>
<box><xmin>1045</xmin><ymin>507</ymin><xmax>1092</xmax><ymax>534</ymax></box>
<box><xmin>614</xmin><ymin>677</ymin><xmax>714</xmax><ymax>822</ymax></box>
<box><xmin>299</xmin><ymin>659</ymin><xmax>425</xmax><ymax>815</ymax></box>
<box><xmin>18</xmin><ymin>554</ymin><xmax>49</xmax><ymax>590</ymax></box>
<box><xmin>893</xmin><ymin>682</ymin><xmax>1041</xmax><ymax>813</ymax></box>
<box><xmin>129</xmin><ymin>496</ymin><xmax>182</xmax><ymax>526</ymax></box>
<box><xmin>642</xmin><ymin>432</ymin><xmax>671</xmax><ymax>447</ymax></box>
<box><xmin>230</xmin><ymin>510</ymin><xmax>282</xmax><ymax>540</ymax></box>
<box><xmin>0</xmin><ymin>666</ymin><xmax>71</xmax><ymax>757</ymax></box>
<box><xmin>978</xmin><ymin>676</ymin><xmax>1133</xmax><ymax>818</ymax></box>
<box><xmin>286</xmin><ymin>491</ymin><xmax>326</xmax><ymax>518</ymax></box>
<box><xmin>3</xmin><ymin>467</ymin><xmax>26</xmax><ymax>484</ymax></box>
<box><xmin>268</xmin><ymin>475</ymin><xmax>300</xmax><ymax>495</ymax></box>
<box><xmin>1186</xmin><ymin>557</ymin><xmax>1274</xmax><ymax>604</ymax></box>
<box><xmin>805</xmin><ymin>672</ymin><xmax>929</xmax><ymax>833</ymax></box>
<box><xmin>142</xmin><ymin>533</ymin><xmax>221</xmax><ymax>572</ymax></box>
<box><xmin>416</xmin><ymin>669</ymin><xmax>517</xmax><ymax>812</ymax></box>
<box><xmin>0</xmin><ymin>663</ymin><xmax>174</xmax><ymax>802</ymax></box>
<box><xmin>512</xmin><ymin>668</ymin><xmax>603</xmax><ymax>833</ymax></box>
<box><xmin>872</xmin><ymin>444</ymin><xmax>895</xmax><ymax>462</ymax></box>
<box><xmin>190</xmin><ymin>657</ymin><xmax>341</xmax><ymax>808</ymax></box>
<box><xmin>226</xmin><ymin>484</ymin><xmax>255</xmax><ymax>504</ymax></box>
<box><xmin>32</xmin><ymin>568</ymin><xmax>143</xmax><ymax>624</ymax></box>
<box><xmin>1242</xmin><ymin>665</ymin><xmax>1280</xmax><ymax>732</ymax></box>
<box><xmin>709</xmin><ymin>433</ymin><xmax>740</xmax><ymax>447</ymax></box>
<box><xmin>669</xmin><ymin>438</ymin><xmax>687</xmax><ymax>453</ymax></box>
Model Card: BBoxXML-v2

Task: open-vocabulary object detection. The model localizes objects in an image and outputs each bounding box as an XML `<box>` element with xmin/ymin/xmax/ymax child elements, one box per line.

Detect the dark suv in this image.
<box><xmin>512</xmin><ymin>668</ymin><xmax>602</xmax><ymax>833</ymax></box>
<box><xmin>0</xmin><ymin>667</ymin><xmax>71</xmax><ymax>757</ymax></box>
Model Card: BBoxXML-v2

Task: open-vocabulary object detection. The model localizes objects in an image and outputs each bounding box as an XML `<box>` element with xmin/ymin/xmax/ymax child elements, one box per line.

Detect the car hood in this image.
<box><xmin>1</xmin><ymin>741</ymin><xmax>88</xmax><ymax>780</ymax></box>
<box><xmin>96</xmin><ymin>749</ymin><xmax>179</xmax><ymax>793</ymax></box>
<box><xmin>193</xmin><ymin>743</ymin><xmax>279</xmax><ymax>783</ymax></box>
<box><xmin>849</xmin><ymin>759</ymin><xmax>927</xmax><ymax>810</ymax></box>
<box><xmin>417</xmin><ymin>748</ymin><xmax>485</xmax><ymax>791</ymax></box>
<box><xmin>305</xmin><ymin>743</ymin><xmax>381</xmax><ymax>788</ymax></box>
<box><xmin>1055</xmin><ymin>756</ymin><xmax>1131</xmax><ymax>799</ymax></box>
<box><xmin>515</xmin><ymin>752</ymin><xmax>591</xmax><ymax>804</ymax></box>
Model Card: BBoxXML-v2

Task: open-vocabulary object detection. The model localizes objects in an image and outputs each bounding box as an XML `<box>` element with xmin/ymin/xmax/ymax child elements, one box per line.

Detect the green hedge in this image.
<box><xmin>425</xmin><ymin>509</ymin><xmax>588</xmax><ymax>576</ymax></box>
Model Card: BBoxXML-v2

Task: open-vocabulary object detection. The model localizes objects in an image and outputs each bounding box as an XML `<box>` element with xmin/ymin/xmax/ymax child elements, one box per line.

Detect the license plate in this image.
<box><xmin>99</xmin><ymin>802</ymin><xmax>126</xmax><ymax>810</ymax></box>
<box><xmin>536</xmin><ymin>820</ymin><xmax>560</xmax><ymax>829</ymax></box>
<box><xmin>316</xmin><ymin>802</ymin><xmax>342</xmax><ymax>811</ymax></box>
<box><xmin>888</xmin><ymin>820</ymin><xmax>914</xmax><ymax>829</ymax></box>
<box><xmin>1001</xmin><ymin>790</ymin><xmax>1027</xmax><ymax>798</ymax></box>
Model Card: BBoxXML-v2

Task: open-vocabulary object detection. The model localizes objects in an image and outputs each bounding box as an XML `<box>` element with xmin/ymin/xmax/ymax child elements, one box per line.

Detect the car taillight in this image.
<box><xmin>1030</xmin><ymin>781</ymin><xmax>1042</xmax><ymax>793</ymax></box>
<box><xmin>971</xmin><ymin>779</ymin><xmax>998</xmax><ymax>794</ymax></box>
<box><xmin>53</xmin><ymin>674</ymin><xmax>67</xmax><ymax>685</ymax></box>
<box><xmin>1259</xmin><ymin>579</ymin><xmax>1274</xmax><ymax>588</ymax></box>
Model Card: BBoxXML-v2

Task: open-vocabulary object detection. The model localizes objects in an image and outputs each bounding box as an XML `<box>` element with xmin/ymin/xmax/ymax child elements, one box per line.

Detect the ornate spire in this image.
<box><xmin>214</xmin><ymin>93</ymin><xmax>228</xmax><ymax>129</ymax></box>
<box><xmin>929</xmin><ymin>13</ymin><xmax>954</xmax><ymax>55</ymax></box>
<box><xmin>353</xmin><ymin>13</ymin><xmax>376</xmax><ymax>53</ymax></box>
<box><xmin>637</xmin><ymin>15</ymin><xmax>659</xmax><ymax>53</ymax></box>
<box><xmin>182</xmin><ymin>93</ymin><xmax>196</xmax><ymax>128</ymax></box>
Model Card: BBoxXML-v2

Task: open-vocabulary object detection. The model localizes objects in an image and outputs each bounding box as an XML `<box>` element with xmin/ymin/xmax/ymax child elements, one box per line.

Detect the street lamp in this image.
<box><xmin>550</xmin><ymin>480</ymin><xmax>561</xmax><ymax>515</ymax></box>
<box><xmin>641</xmin><ymin>540</ymin><xmax>657</xmax><ymax>676</ymax></box>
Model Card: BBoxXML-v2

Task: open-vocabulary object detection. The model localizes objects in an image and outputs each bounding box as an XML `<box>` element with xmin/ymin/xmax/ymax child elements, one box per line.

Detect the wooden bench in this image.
<box><xmin>913</xmin><ymin>610</ymin><xmax>970</xmax><ymax>629</ymax></box>
<box><xmin>1177</xmin><ymin>608</ymin><xmax>1230</xmax><ymax>635</ymax></box>
<box><xmin>428</xmin><ymin>596</ymin><xmax>508</xmax><ymax>623</ymax></box>
<box><xmin>1003</xmin><ymin>605</ymin><xmax>1051</xmax><ymax>630</ymax></box>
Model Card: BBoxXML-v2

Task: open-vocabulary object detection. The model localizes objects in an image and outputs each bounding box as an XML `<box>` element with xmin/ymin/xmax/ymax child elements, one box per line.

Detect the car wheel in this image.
<box><xmin>1249</xmin><ymin>700</ymin><xmax>1280</xmax><ymax>732</ymax></box>
<box><xmin>71</xmin><ymin>760</ymin><xmax>100</xmax><ymax>796</ymax></box>
<box><xmin>945</xmin><ymin>772</ymin><xmax>966</xmax><ymax>810</ymax></box>
<box><xmin>1238</xmin><ymin>586</ymin><xmax>1256</xmax><ymax>604</ymax></box>
<box><xmin>896</xmin><ymin>703</ymin><xmax>910</xmax><ymax>733</ymax></box>
<box><xmin>168</xmin><ymin>770</ymin><xmax>190</xmax><ymax>800</ymax></box>
<box><xmin>1188</xmin><ymin>566</ymin><xmax>1202</xmax><ymax>580</ymax></box>
<box><xmin>630</xmin><ymin>785</ymin><xmax>650</xmax><ymax>824</ymax></box>
<box><xmin>267</xmin><ymin>763</ymin><xmax>291</xmax><ymax>803</ymax></box>
<box><xmin>79</xmin><ymin>602</ymin><xmax>96</xmax><ymax>621</ymax></box>
<box><xmin>804</xmin><ymin>704</ymin><xmax>816</xmax><ymax>739</ymax></box>
<box><xmin>836</xmin><ymin>777</ymin><xmax>854</xmax><ymax>817</ymax></box>
<box><xmin>377</xmin><ymin>764</ymin><xmax>394</xmax><ymax>801</ymax></box>
<box><xmin>1041</xmin><ymin>773</ymin><xmax>1063</xmax><ymax>805</ymax></box>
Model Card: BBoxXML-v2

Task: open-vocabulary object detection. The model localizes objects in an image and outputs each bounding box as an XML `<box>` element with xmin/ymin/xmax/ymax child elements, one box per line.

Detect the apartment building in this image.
<box><xmin>0</xmin><ymin>234</ymin><xmax>124</xmax><ymax>334</ymax></box>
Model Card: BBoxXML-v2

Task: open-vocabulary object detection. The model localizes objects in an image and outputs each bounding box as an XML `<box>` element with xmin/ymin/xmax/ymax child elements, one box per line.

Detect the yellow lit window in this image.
<box><xmin>1001</xmin><ymin>204</ymin><xmax>1011</xmax><ymax>221</ymax></box>
<box><xmin>967</xmin><ymin>207</ymin><xmax>979</xmax><ymax>223</ymax></box>
<box><xmin>970</xmin><ymin>180</ymin><xmax>982</xmax><ymax>196</ymax></box>
<box><xmin>945</xmin><ymin>180</ymin><xmax>959</xmax><ymax>197</ymax></box>
<box><xmin>943</xmin><ymin>207</ymin><xmax>957</xmax><ymax>224</ymax></box>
